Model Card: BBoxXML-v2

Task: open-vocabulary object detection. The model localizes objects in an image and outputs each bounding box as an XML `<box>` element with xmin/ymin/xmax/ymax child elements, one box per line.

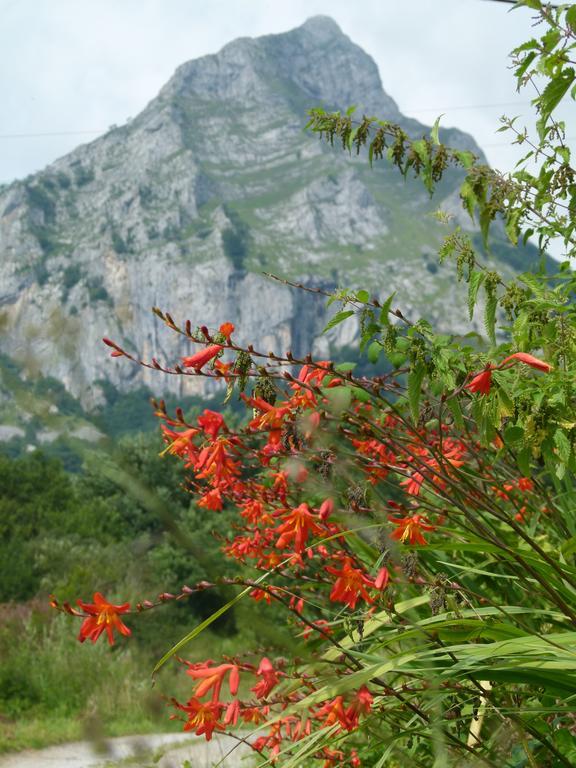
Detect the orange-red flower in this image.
<box><xmin>275</xmin><ymin>503</ymin><xmax>324</xmax><ymax>553</ymax></box>
<box><xmin>374</xmin><ymin>567</ymin><xmax>389</xmax><ymax>590</ymax></box>
<box><xmin>102</xmin><ymin>337</ymin><xmax>124</xmax><ymax>357</ymax></box>
<box><xmin>197</xmin><ymin>409</ymin><xmax>225</xmax><ymax>439</ymax></box>
<box><xmin>160</xmin><ymin>425</ymin><xmax>199</xmax><ymax>462</ymax></box>
<box><xmin>251</xmin><ymin>657</ymin><xmax>280</xmax><ymax>699</ymax></box>
<box><xmin>466</xmin><ymin>366</ymin><xmax>494</xmax><ymax>395</ymax></box>
<box><xmin>223</xmin><ymin>699</ymin><xmax>241</xmax><ymax>726</ymax></box>
<box><xmin>389</xmin><ymin>514</ymin><xmax>435</xmax><ymax>546</ymax></box>
<box><xmin>198</xmin><ymin>488</ymin><xmax>223</xmax><ymax>511</ymax></box>
<box><xmin>466</xmin><ymin>352</ymin><xmax>552</xmax><ymax>397</ymax></box>
<box><xmin>77</xmin><ymin>592</ymin><xmax>131</xmax><ymax>645</ymax></box>
<box><xmin>182</xmin><ymin>345</ymin><xmax>222</xmax><ymax>370</ymax></box>
<box><xmin>351</xmin><ymin>749</ymin><xmax>362</xmax><ymax>767</ymax></box>
<box><xmin>501</xmin><ymin>352</ymin><xmax>552</xmax><ymax>372</ymax></box>
<box><xmin>315</xmin><ymin>696</ymin><xmax>352</xmax><ymax>731</ymax></box>
<box><xmin>325</xmin><ymin>557</ymin><xmax>375</xmax><ymax>609</ymax></box>
<box><xmin>186</xmin><ymin>661</ymin><xmax>240</xmax><ymax>702</ymax></box>
<box><xmin>518</xmin><ymin>477</ymin><xmax>534</xmax><ymax>492</ymax></box>
<box><xmin>179</xmin><ymin>697</ymin><xmax>224</xmax><ymax>740</ymax></box>
<box><xmin>345</xmin><ymin>685</ymin><xmax>373</xmax><ymax>729</ymax></box>
<box><xmin>219</xmin><ymin>322</ymin><xmax>235</xmax><ymax>340</ymax></box>
<box><xmin>399</xmin><ymin>470</ymin><xmax>425</xmax><ymax>496</ymax></box>
<box><xmin>195</xmin><ymin>438</ymin><xmax>240</xmax><ymax>483</ymax></box>
<box><xmin>319</xmin><ymin>498</ymin><xmax>334</xmax><ymax>522</ymax></box>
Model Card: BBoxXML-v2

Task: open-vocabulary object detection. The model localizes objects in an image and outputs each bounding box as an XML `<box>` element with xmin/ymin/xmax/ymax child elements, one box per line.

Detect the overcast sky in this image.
<box><xmin>0</xmin><ymin>0</ymin><xmax>572</xmax><ymax>186</ymax></box>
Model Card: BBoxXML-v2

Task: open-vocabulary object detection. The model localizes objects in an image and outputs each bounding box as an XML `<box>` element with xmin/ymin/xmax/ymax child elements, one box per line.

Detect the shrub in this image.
<box><xmin>73</xmin><ymin>165</ymin><xmax>95</xmax><ymax>187</ymax></box>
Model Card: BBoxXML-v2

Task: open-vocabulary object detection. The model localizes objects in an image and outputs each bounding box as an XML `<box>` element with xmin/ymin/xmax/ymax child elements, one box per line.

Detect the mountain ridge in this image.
<box><xmin>0</xmin><ymin>16</ymin><xmax>511</xmax><ymax>417</ymax></box>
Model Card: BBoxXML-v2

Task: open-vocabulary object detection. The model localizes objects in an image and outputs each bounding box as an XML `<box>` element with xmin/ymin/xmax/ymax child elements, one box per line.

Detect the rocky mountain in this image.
<box><xmin>0</xmin><ymin>16</ymin><xmax>525</xmax><ymax>412</ymax></box>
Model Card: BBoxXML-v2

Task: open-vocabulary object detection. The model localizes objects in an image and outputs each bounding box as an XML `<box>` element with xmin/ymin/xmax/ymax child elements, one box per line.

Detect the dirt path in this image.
<box><xmin>0</xmin><ymin>732</ymin><xmax>252</xmax><ymax>768</ymax></box>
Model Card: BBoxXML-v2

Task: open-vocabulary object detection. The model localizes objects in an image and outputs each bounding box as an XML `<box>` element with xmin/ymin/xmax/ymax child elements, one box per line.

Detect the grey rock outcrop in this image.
<box><xmin>0</xmin><ymin>16</ymin><xmax>497</xmax><ymax>408</ymax></box>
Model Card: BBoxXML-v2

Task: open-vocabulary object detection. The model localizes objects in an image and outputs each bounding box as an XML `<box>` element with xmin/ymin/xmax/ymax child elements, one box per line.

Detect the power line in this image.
<box><xmin>484</xmin><ymin>137</ymin><xmax>576</xmax><ymax>147</ymax></box>
<box><xmin>0</xmin><ymin>129</ymin><xmax>105</xmax><ymax>139</ymax></box>
<box><xmin>404</xmin><ymin>100</ymin><xmax>532</xmax><ymax>113</ymax></box>
<box><xmin>0</xmin><ymin>102</ymin><xmax>538</xmax><ymax>140</ymax></box>
<box><xmin>482</xmin><ymin>0</ymin><xmax>561</xmax><ymax>6</ymax></box>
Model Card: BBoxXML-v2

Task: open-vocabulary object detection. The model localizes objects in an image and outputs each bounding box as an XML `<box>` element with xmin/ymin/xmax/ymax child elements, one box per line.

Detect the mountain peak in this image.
<box><xmin>161</xmin><ymin>15</ymin><xmax>400</xmax><ymax>119</ymax></box>
<box><xmin>298</xmin><ymin>15</ymin><xmax>344</xmax><ymax>41</ymax></box>
<box><xmin>0</xmin><ymin>17</ymin><xmax>489</xmax><ymax>411</ymax></box>
<box><xmin>259</xmin><ymin>16</ymin><xmax>401</xmax><ymax>118</ymax></box>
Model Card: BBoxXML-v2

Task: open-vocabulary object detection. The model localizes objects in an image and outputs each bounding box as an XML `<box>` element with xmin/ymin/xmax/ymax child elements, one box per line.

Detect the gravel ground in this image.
<box><xmin>0</xmin><ymin>733</ymin><xmax>253</xmax><ymax>768</ymax></box>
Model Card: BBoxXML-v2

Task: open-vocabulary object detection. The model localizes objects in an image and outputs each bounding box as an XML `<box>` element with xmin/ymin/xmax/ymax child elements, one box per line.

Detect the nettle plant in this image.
<box><xmin>53</xmin><ymin>3</ymin><xmax>576</xmax><ymax>766</ymax></box>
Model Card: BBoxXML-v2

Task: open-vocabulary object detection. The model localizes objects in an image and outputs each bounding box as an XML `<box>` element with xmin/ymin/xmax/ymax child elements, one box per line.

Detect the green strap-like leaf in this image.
<box><xmin>153</xmin><ymin>584</ymin><xmax>254</xmax><ymax>674</ymax></box>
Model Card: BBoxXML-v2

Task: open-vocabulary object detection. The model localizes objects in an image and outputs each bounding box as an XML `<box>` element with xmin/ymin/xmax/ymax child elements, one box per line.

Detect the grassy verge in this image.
<box><xmin>0</xmin><ymin>715</ymin><xmax>181</xmax><ymax>755</ymax></box>
<box><xmin>0</xmin><ymin>602</ymin><xmax>244</xmax><ymax>755</ymax></box>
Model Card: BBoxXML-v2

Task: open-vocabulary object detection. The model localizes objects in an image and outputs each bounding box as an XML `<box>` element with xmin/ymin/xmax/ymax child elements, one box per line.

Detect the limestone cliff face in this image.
<box><xmin>0</xmin><ymin>16</ymin><xmax>488</xmax><ymax>408</ymax></box>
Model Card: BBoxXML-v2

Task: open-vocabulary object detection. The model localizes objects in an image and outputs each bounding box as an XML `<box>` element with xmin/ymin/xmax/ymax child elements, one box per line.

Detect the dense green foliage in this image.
<box><xmin>0</xmin><ymin>435</ymin><xmax>255</xmax><ymax>751</ymax></box>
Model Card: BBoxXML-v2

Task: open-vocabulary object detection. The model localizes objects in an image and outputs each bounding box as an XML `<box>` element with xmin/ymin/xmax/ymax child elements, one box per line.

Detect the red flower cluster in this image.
<box><xmin>70</xmin><ymin>323</ymin><xmax>551</xmax><ymax>766</ymax></box>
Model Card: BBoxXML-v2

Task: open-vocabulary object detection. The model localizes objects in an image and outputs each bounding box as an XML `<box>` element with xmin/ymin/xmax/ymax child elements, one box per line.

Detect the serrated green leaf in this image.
<box><xmin>539</xmin><ymin>68</ymin><xmax>575</xmax><ymax>123</ymax></box>
<box><xmin>515</xmin><ymin>50</ymin><xmax>537</xmax><ymax>80</ymax></box>
<box><xmin>505</xmin><ymin>208</ymin><xmax>522</xmax><ymax>245</ymax></box>
<box><xmin>518</xmin><ymin>272</ymin><xmax>546</xmax><ymax>298</ymax></box>
<box><xmin>513</xmin><ymin>38</ymin><xmax>539</xmax><ymax>53</ymax></box>
<box><xmin>455</xmin><ymin>150</ymin><xmax>475</xmax><ymax>170</ymax></box>
<box><xmin>446</xmin><ymin>397</ymin><xmax>464</xmax><ymax>430</ymax></box>
<box><xmin>504</xmin><ymin>425</ymin><xmax>524</xmax><ymax>445</ymax></box>
<box><xmin>517</xmin><ymin>447</ymin><xmax>531</xmax><ymax>476</ymax></box>
<box><xmin>388</xmin><ymin>351</ymin><xmax>407</xmax><ymax>368</ymax></box>
<box><xmin>349</xmin><ymin>385</ymin><xmax>372</xmax><ymax>403</ymax></box>
<box><xmin>522</xmin><ymin>227</ymin><xmax>534</xmax><ymax>246</ymax></box>
<box><xmin>379</xmin><ymin>291</ymin><xmax>396</xmax><ymax>326</ymax></box>
<box><xmin>431</xmin><ymin>114</ymin><xmax>444</xmax><ymax>145</ymax></box>
<box><xmin>479</xmin><ymin>207</ymin><xmax>491</xmax><ymax>249</ymax></box>
<box><xmin>334</xmin><ymin>362</ymin><xmax>357</xmax><ymax>373</ymax></box>
<box><xmin>323</xmin><ymin>309</ymin><xmax>354</xmax><ymax>334</ymax></box>
<box><xmin>367</xmin><ymin>340</ymin><xmax>381</xmax><ymax>364</ymax></box>
<box><xmin>468</xmin><ymin>270</ymin><xmax>485</xmax><ymax>321</ymax></box>
<box><xmin>408</xmin><ymin>362</ymin><xmax>426</xmax><ymax>424</ymax></box>
<box><xmin>497</xmin><ymin>388</ymin><xmax>514</xmax><ymax>417</ymax></box>
<box><xmin>411</xmin><ymin>138</ymin><xmax>428</xmax><ymax>164</ymax></box>
<box><xmin>355</xmin><ymin>289</ymin><xmax>370</xmax><ymax>303</ymax></box>
<box><xmin>484</xmin><ymin>293</ymin><xmax>498</xmax><ymax>345</ymax></box>
<box><xmin>322</xmin><ymin>385</ymin><xmax>352</xmax><ymax>413</ymax></box>
<box><xmin>459</xmin><ymin>179</ymin><xmax>476</xmax><ymax>221</ymax></box>
<box><xmin>554</xmin><ymin>428</ymin><xmax>572</xmax><ymax>464</ymax></box>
